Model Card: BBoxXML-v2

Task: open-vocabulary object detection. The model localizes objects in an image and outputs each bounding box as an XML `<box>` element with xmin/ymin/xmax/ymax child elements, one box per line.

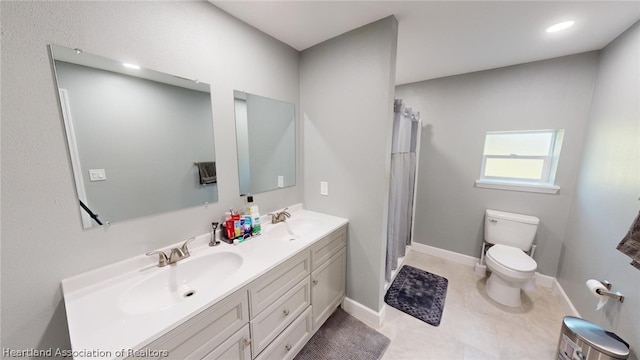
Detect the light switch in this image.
<box><xmin>89</xmin><ymin>169</ymin><xmax>106</xmax><ymax>182</ymax></box>
<box><xmin>320</xmin><ymin>181</ymin><xmax>328</xmax><ymax>196</ymax></box>
<box><xmin>278</xmin><ymin>176</ymin><xmax>284</xmax><ymax>188</ymax></box>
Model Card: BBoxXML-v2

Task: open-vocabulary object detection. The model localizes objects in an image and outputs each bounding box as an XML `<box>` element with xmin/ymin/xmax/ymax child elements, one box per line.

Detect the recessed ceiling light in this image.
<box><xmin>123</xmin><ymin>63</ymin><xmax>140</xmax><ymax>70</ymax></box>
<box><xmin>546</xmin><ymin>21</ymin><xmax>575</xmax><ymax>33</ymax></box>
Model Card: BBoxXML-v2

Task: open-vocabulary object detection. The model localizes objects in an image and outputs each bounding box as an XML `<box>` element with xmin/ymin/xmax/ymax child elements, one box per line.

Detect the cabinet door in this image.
<box><xmin>202</xmin><ymin>324</ymin><xmax>251</xmax><ymax>360</ymax></box>
<box><xmin>310</xmin><ymin>247</ymin><xmax>346</xmax><ymax>331</ymax></box>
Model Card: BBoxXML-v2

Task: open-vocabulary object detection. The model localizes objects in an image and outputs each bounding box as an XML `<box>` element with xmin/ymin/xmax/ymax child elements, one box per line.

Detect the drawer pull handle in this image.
<box><xmin>285</xmin><ymin>344</ymin><xmax>292</xmax><ymax>351</ymax></box>
<box><xmin>312</xmin><ymin>279</ymin><xmax>318</xmax><ymax>285</ymax></box>
<box><xmin>283</xmin><ymin>309</ymin><xmax>290</xmax><ymax>316</ymax></box>
<box><xmin>243</xmin><ymin>338</ymin><xmax>251</xmax><ymax>347</ymax></box>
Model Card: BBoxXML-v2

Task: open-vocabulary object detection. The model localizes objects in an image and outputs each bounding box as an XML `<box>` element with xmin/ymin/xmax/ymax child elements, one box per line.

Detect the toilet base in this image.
<box><xmin>485</xmin><ymin>272</ymin><xmax>525</xmax><ymax>307</ymax></box>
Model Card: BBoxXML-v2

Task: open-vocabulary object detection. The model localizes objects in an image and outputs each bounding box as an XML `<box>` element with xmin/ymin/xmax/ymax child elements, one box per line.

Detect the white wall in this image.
<box><xmin>558</xmin><ymin>21</ymin><xmax>640</xmax><ymax>358</ymax></box>
<box><xmin>395</xmin><ymin>53</ymin><xmax>599</xmax><ymax>276</ymax></box>
<box><xmin>1</xmin><ymin>1</ymin><xmax>300</xmax><ymax>351</ymax></box>
<box><xmin>300</xmin><ymin>16</ymin><xmax>398</xmax><ymax>312</ymax></box>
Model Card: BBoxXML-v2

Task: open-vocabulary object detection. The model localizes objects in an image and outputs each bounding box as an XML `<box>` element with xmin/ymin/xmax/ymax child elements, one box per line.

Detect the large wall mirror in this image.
<box><xmin>50</xmin><ymin>45</ymin><xmax>218</xmax><ymax>229</ymax></box>
<box><xmin>234</xmin><ymin>91</ymin><xmax>295</xmax><ymax>196</ymax></box>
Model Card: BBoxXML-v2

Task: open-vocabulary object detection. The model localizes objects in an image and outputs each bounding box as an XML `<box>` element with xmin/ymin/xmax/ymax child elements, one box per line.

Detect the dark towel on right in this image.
<box><xmin>617</xmin><ymin>210</ymin><xmax>640</xmax><ymax>270</ymax></box>
<box><xmin>197</xmin><ymin>161</ymin><xmax>217</xmax><ymax>185</ymax></box>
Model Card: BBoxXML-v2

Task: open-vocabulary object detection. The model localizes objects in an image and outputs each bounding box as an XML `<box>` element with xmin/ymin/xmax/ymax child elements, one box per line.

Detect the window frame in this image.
<box><xmin>476</xmin><ymin>129</ymin><xmax>563</xmax><ymax>194</ymax></box>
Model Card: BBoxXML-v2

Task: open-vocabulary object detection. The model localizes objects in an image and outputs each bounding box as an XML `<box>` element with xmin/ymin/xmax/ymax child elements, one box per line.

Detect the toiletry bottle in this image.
<box><xmin>225</xmin><ymin>208</ymin><xmax>235</xmax><ymax>239</ymax></box>
<box><xmin>238</xmin><ymin>218</ymin><xmax>244</xmax><ymax>237</ymax></box>
<box><xmin>245</xmin><ymin>195</ymin><xmax>254</xmax><ymax>235</ymax></box>
<box><xmin>244</xmin><ymin>215</ymin><xmax>252</xmax><ymax>235</ymax></box>
<box><xmin>225</xmin><ymin>218</ymin><xmax>234</xmax><ymax>239</ymax></box>
<box><xmin>250</xmin><ymin>205</ymin><xmax>261</xmax><ymax>235</ymax></box>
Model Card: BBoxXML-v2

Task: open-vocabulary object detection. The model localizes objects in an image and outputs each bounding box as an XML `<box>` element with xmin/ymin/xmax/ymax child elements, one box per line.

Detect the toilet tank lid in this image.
<box><xmin>486</xmin><ymin>209</ymin><xmax>539</xmax><ymax>225</ymax></box>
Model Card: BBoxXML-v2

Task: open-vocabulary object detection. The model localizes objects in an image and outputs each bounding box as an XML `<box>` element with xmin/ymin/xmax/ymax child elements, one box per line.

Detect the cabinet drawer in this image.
<box><xmin>251</xmin><ymin>277</ymin><xmax>310</xmax><ymax>356</ymax></box>
<box><xmin>255</xmin><ymin>307</ymin><xmax>313</xmax><ymax>360</ymax></box>
<box><xmin>310</xmin><ymin>226</ymin><xmax>346</xmax><ymax>270</ymax></box>
<box><xmin>130</xmin><ymin>289</ymin><xmax>249</xmax><ymax>360</ymax></box>
<box><xmin>202</xmin><ymin>324</ymin><xmax>251</xmax><ymax>360</ymax></box>
<box><xmin>248</xmin><ymin>251</ymin><xmax>310</xmax><ymax>318</ymax></box>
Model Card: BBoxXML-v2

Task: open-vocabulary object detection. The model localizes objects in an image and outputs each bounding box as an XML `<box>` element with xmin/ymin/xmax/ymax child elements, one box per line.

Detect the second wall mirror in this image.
<box><xmin>234</xmin><ymin>91</ymin><xmax>296</xmax><ymax>196</ymax></box>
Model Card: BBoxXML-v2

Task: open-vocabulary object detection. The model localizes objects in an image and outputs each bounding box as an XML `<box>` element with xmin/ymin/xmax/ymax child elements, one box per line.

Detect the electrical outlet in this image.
<box><xmin>320</xmin><ymin>181</ymin><xmax>328</xmax><ymax>196</ymax></box>
<box><xmin>89</xmin><ymin>169</ymin><xmax>106</xmax><ymax>182</ymax></box>
<box><xmin>278</xmin><ymin>176</ymin><xmax>284</xmax><ymax>188</ymax></box>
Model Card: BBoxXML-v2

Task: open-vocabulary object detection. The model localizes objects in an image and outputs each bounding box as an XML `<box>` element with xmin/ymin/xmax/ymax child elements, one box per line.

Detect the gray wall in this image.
<box><xmin>300</xmin><ymin>16</ymin><xmax>398</xmax><ymax>312</ymax></box>
<box><xmin>1</xmin><ymin>1</ymin><xmax>300</xmax><ymax>353</ymax></box>
<box><xmin>54</xmin><ymin>61</ymin><xmax>218</xmax><ymax>224</ymax></box>
<box><xmin>558</xmin><ymin>21</ymin><xmax>640</xmax><ymax>358</ymax></box>
<box><xmin>395</xmin><ymin>53</ymin><xmax>599</xmax><ymax>276</ymax></box>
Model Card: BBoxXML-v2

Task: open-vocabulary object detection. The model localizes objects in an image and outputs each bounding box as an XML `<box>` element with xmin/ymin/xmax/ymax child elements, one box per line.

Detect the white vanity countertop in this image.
<box><xmin>61</xmin><ymin>204</ymin><xmax>348</xmax><ymax>360</ymax></box>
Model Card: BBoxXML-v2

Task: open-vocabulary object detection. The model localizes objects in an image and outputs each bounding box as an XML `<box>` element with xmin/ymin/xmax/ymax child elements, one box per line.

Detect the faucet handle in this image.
<box><xmin>268</xmin><ymin>213</ymin><xmax>278</xmax><ymax>224</ymax></box>
<box><xmin>146</xmin><ymin>250</ymin><xmax>169</xmax><ymax>267</ymax></box>
<box><xmin>180</xmin><ymin>237</ymin><xmax>196</xmax><ymax>256</ymax></box>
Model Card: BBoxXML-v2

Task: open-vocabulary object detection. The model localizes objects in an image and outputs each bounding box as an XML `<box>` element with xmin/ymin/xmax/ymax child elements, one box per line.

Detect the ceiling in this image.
<box><xmin>211</xmin><ymin>1</ymin><xmax>640</xmax><ymax>85</ymax></box>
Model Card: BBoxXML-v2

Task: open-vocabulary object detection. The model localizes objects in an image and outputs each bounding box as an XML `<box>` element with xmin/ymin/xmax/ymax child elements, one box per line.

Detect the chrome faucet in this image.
<box><xmin>146</xmin><ymin>237</ymin><xmax>195</xmax><ymax>267</ymax></box>
<box><xmin>210</xmin><ymin>222</ymin><xmax>220</xmax><ymax>246</ymax></box>
<box><xmin>268</xmin><ymin>208</ymin><xmax>291</xmax><ymax>224</ymax></box>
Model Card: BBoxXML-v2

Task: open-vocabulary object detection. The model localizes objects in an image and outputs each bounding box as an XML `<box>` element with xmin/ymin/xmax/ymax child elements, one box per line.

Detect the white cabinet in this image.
<box><xmin>250</xmin><ymin>278</ymin><xmax>311</xmax><ymax>355</ymax></box>
<box><xmin>311</xmin><ymin>247</ymin><xmax>346</xmax><ymax>331</ymax></box>
<box><xmin>130</xmin><ymin>225</ymin><xmax>346</xmax><ymax>360</ymax></box>
<box><xmin>126</xmin><ymin>289</ymin><xmax>249</xmax><ymax>360</ymax></box>
<box><xmin>202</xmin><ymin>325</ymin><xmax>252</xmax><ymax>360</ymax></box>
<box><xmin>247</xmin><ymin>249</ymin><xmax>311</xmax><ymax>359</ymax></box>
<box><xmin>255</xmin><ymin>307</ymin><xmax>313</xmax><ymax>360</ymax></box>
<box><xmin>310</xmin><ymin>226</ymin><xmax>346</xmax><ymax>270</ymax></box>
<box><xmin>310</xmin><ymin>226</ymin><xmax>346</xmax><ymax>331</ymax></box>
<box><xmin>248</xmin><ymin>251</ymin><xmax>311</xmax><ymax>318</ymax></box>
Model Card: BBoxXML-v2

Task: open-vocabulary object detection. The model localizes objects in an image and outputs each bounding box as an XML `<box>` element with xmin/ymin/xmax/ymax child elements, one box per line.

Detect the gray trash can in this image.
<box><xmin>557</xmin><ymin>316</ymin><xmax>629</xmax><ymax>360</ymax></box>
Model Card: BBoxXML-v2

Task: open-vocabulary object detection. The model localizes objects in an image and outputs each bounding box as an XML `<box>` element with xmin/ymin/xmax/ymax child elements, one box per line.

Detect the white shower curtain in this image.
<box><xmin>386</xmin><ymin>99</ymin><xmax>420</xmax><ymax>282</ymax></box>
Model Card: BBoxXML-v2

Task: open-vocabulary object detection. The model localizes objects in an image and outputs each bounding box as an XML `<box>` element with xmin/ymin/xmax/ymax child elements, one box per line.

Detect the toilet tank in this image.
<box><xmin>484</xmin><ymin>209</ymin><xmax>540</xmax><ymax>250</ymax></box>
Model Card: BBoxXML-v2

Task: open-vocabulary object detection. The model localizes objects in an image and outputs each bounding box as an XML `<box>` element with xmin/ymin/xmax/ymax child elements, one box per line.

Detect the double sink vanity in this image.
<box><xmin>62</xmin><ymin>204</ymin><xmax>348</xmax><ymax>360</ymax></box>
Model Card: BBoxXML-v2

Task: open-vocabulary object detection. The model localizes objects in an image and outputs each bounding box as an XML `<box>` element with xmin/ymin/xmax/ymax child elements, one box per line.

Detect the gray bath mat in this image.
<box><xmin>384</xmin><ymin>265</ymin><xmax>448</xmax><ymax>326</ymax></box>
<box><xmin>294</xmin><ymin>307</ymin><xmax>390</xmax><ymax>360</ymax></box>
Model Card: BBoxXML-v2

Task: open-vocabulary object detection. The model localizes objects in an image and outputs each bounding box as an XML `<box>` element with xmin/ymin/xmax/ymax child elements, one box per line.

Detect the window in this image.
<box><xmin>476</xmin><ymin>129</ymin><xmax>564</xmax><ymax>194</ymax></box>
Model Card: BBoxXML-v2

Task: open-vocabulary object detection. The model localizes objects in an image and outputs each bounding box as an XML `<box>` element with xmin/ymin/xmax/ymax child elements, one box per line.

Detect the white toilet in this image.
<box><xmin>484</xmin><ymin>209</ymin><xmax>539</xmax><ymax>307</ymax></box>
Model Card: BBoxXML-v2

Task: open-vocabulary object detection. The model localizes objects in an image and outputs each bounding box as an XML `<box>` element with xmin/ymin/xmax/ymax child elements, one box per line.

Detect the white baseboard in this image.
<box><xmin>342</xmin><ymin>297</ymin><xmax>385</xmax><ymax>328</ymax></box>
<box><xmin>534</xmin><ymin>272</ymin><xmax>554</xmax><ymax>288</ymax></box>
<box><xmin>412</xmin><ymin>243</ymin><xmax>556</xmax><ymax>290</ymax></box>
<box><xmin>552</xmin><ymin>279</ymin><xmax>581</xmax><ymax>317</ymax></box>
<box><xmin>411</xmin><ymin>243</ymin><xmax>478</xmax><ymax>267</ymax></box>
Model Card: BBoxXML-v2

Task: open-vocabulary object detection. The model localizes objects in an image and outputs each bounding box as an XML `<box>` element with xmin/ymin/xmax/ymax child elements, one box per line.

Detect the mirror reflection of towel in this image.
<box><xmin>197</xmin><ymin>162</ymin><xmax>217</xmax><ymax>185</ymax></box>
<box><xmin>617</xmin><ymin>211</ymin><xmax>640</xmax><ymax>270</ymax></box>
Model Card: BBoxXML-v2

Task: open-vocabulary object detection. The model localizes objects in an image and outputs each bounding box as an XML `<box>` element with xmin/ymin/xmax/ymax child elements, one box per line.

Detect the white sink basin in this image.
<box><xmin>118</xmin><ymin>252</ymin><xmax>243</xmax><ymax>314</ymax></box>
<box><xmin>267</xmin><ymin>217</ymin><xmax>323</xmax><ymax>240</ymax></box>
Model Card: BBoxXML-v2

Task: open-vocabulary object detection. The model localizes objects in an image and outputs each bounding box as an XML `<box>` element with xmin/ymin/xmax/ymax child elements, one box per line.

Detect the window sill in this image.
<box><xmin>475</xmin><ymin>179</ymin><xmax>560</xmax><ymax>194</ymax></box>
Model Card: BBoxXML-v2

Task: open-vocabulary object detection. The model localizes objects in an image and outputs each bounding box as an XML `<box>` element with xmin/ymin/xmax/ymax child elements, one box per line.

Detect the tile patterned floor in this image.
<box><xmin>379</xmin><ymin>251</ymin><xmax>566</xmax><ymax>360</ymax></box>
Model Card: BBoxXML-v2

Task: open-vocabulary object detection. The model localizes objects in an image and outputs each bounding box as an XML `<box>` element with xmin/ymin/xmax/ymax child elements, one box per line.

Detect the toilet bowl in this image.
<box><xmin>485</xmin><ymin>244</ymin><xmax>537</xmax><ymax>307</ymax></box>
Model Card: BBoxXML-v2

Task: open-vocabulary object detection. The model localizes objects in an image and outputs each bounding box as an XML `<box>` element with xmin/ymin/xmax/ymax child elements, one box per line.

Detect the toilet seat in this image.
<box><xmin>486</xmin><ymin>244</ymin><xmax>536</xmax><ymax>272</ymax></box>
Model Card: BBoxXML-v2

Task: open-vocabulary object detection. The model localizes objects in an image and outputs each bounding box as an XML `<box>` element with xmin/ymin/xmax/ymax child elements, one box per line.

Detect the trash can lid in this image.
<box><xmin>563</xmin><ymin>316</ymin><xmax>630</xmax><ymax>359</ymax></box>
